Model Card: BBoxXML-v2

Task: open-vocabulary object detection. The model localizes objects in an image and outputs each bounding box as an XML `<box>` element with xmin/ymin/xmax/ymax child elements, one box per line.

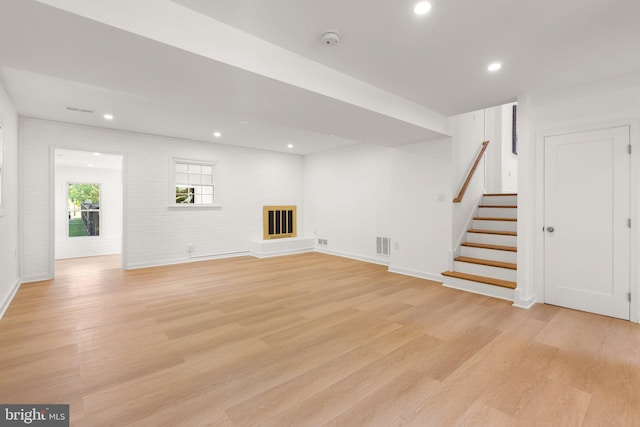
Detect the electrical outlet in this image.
<box><xmin>187</xmin><ymin>244</ymin><xmax>193</xmax><ymax>253</ymax></box>
<box><xmin>395</xmin><ymin>242</ymin><xmax>400</xmax><ymax>250</ymax></box>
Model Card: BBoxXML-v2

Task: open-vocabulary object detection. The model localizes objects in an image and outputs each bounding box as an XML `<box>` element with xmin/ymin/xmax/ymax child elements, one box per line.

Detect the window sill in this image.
<box><xmin>168</xmin><ymin>204</ymin><xmax>222</xmax><ymax>210</ymax></box>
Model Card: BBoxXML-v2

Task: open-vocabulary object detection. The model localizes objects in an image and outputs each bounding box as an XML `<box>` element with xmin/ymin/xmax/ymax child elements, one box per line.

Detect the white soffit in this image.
<box><xmin>32</xmin><ymin>0</ymin><xmax>450</xmax><ymax>138</ymax></box>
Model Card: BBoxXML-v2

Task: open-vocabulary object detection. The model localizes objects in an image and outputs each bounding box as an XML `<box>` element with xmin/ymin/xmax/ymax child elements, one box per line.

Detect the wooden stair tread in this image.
<box><xmin>473</xmin><ymin>217</ymin><xmax>517</xmax><ymax>222</ymax></box>
<box><xmin>478</xmin><ymin>205</ymin><xmax>517</xmax><ymax>209</ymax></box>
<box><xmin>484</xmin><ymin>193</ymin><xmax>517</xmax><ymax>196</ymax></box>
<box><xmin>468</xmin><ymin>229</ymin><xmax>517</xmax><ymax>236</ymax></box>
<box><xmin>461</xmin><ymin>242</ymin><xmax>517</xmax><ymax>252</ymax></box>
<box><xmin>454</xmin><ymin>256</ymin><xmax>517</xmax><ymax>270</ymax></box>
<box><xmin>441</xmin><ymin>271</ymin><xmax>517</xmax><ymax>289</ymax></box>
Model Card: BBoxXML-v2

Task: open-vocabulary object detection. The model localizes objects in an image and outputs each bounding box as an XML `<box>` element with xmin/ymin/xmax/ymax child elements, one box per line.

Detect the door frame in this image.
<box><xmin>535</xmin><ymin>117</ymin><xmax>639</xmax><ymax>323</ymax></box>
<box><xmin>49</xmin><ymin>145</ymin><xmax>128</xmax><ymax>278</ymax></box>
<box><xmin>543</xmin><ymin>125</ymin><xmax>631</xmax><ymax>319</ymax></box>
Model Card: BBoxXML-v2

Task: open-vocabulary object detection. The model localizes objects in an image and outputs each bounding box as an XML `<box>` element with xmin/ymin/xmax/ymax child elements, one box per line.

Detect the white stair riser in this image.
<box><xmin>483</xmin><ymin>195</ymin><xmax>517</xmax><ymax>206</ymax></box>
<box><xmin>442</xmin><ymin>276</ymin><xmax>515</xmax><ymax>301</ymax></box>
<box><xmin>472</xmin><ymin>220</ymin><xmax>517</xmax><ymax>232</ymax></box>
<box><xmin>467</xmin><ymin>232</ymin><xmax>517</xmax><ymax>246</ymax></box>
<box><xmin>460</xmin><ymin>246</ymin><xmax>517</xmax><ymax>263</ymax></box>
<box><xmin>477</xmin><ymin>207</ymin><xmax>517</xmax><ymax>219</ymax></box>
<box><xmin>453</xmin><ymin>261</ymin><xmax>517</xmax><ymax>281</ymax></box>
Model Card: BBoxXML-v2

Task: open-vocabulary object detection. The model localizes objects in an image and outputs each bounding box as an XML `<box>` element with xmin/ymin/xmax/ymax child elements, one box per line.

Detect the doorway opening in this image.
<box><xmin>54</xmin><ymin>148</ymin><xmax>123</xmax><ymax>277</ymax></box>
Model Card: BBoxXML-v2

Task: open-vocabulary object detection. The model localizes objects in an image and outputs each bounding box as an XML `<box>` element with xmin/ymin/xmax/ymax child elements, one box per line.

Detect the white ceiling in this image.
<box><xmin>174</xmin><ymin>0</ymin><xmax>640</xmax><ymax>115</ymax></box>
<box><xmin>1</xmin><ymin>0</ymin><xmax>639</xmax><ymax>155</ymax></box>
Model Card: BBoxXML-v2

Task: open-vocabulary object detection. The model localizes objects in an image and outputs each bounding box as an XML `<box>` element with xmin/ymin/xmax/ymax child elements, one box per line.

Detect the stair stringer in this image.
<box><xmin>452</xmin><ymin>200</ymin><xmax>480</xmax><ymax>263</ymax></box>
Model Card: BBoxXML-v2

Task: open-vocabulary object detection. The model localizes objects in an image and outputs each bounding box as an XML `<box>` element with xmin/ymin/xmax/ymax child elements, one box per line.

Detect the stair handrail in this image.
<box><xmin>453</xmin><ymin>140</ymin><xmax>490</xmax><ymax>203</ymax></box>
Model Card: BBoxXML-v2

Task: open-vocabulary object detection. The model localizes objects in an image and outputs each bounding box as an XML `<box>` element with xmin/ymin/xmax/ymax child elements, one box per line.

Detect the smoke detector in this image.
<box><xmin>322</xmin><ymin>31</ymin><xmax>341</xmax><ymax>46</ymax></box>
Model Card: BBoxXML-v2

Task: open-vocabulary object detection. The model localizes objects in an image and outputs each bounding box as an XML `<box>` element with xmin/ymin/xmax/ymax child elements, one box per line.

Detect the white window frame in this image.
<box><xmin>169</xmin><ymin>158</ymin><xmax>220</xmax><ymax>208</ymax></box>
<box><xmin>66</xmin><ymin>182</ymin><xmax>102</xmax><ymax>238</ymax></box>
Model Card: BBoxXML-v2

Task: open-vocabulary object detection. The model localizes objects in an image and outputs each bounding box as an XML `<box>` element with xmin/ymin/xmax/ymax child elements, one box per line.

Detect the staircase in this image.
<box><xmin>442</xmin><ymin>193</ymin><xmax>517</xmax><ymax>301</ymax></box>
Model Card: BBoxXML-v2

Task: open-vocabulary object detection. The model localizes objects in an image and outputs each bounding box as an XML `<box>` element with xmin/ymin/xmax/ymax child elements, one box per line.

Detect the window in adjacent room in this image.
<box><xmin>172</xmin><ymin>159</ymin><xmax>217</xmax><ymax>206</ymax></box>
<box><xmin>68</xmin><ymin>183</ymin><xmax>101</xmax><ymax>237</ymax></box>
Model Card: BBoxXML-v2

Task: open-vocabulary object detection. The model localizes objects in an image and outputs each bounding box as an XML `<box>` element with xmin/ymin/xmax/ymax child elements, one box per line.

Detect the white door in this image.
<box><xmin>544</xmin><ymin>126</ymin><xmax>630</xmax><ymax>320</ymax></box>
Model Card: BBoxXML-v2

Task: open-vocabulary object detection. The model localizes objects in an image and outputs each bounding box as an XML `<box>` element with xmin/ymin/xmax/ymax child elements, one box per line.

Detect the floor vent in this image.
<box><xmin>376</xmin><ymin>237</ymin><xmax>390</xmax><ymax>256</ymax></box>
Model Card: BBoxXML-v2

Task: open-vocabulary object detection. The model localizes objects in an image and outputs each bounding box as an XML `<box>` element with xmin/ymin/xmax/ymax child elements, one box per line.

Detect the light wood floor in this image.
<box><xmin>1</xmin><ymin>253</ymin><xmax>639</xmax><ymax>426</ymax></box>
<box><xmin>55</xmin><ymin>254</ymin><xmax>121</xmax><ymax>277</ymax></box>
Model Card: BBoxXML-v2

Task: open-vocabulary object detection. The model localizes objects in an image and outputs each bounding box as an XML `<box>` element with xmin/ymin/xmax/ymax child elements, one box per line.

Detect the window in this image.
<box><xmin>172</xmin><ymin>159</ymin><xmax>217</xmax><ymax>206</ymax></box>
<box><xmin>68</xmin><ymin>183</ymin><xmax>100</xmax><ymax>237</ymax></box>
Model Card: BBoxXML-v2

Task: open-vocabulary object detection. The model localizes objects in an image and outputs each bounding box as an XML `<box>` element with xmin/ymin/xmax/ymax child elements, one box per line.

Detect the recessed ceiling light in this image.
<box><xmin>287</xmin><ymin>144</ymin><xmax>294</xmax><ymax>149</ymax></box>
<box><xmin>213</xmin><ymin>132</ymin><xmax>222</xmax><ymax>138</ymax></box>
<box><xmin>414</xmin><ymin>2</ymin><xmax>432</xmax><ymax>15</ymax></box>
<box><xmin>93</xmin><ymin>152</ymin><xmax>101</xmax><ymax>156</ymax></box>
<box><xmin>103</xmin><ymin>113</ymin><xmax>114</xmax><ymax>120</ymax></box>
<box><xmin>488</xmin><ymin>62</ymin><xmax>502</xmax><ymax>72</ymax></box>
<box><xmin>88</xmin><ymin>164</ymin><xmax>94</xmax><ymax>168</ymax></box>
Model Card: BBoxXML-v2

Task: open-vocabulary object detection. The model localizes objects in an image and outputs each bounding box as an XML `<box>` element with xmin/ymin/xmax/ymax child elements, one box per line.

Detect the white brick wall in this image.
<box><xmin>0</xmin><ymin>82</ymin><xmax>20</xmax><ymax>316</ymax></box>
<box><xmin>21</xmin><ymin>119</ymin><xmax>304</xmax><ymax>278</ymax></box>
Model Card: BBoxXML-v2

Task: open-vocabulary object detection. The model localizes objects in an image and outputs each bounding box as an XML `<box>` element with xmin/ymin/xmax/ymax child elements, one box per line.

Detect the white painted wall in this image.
<box><xmin>0</xmin><ymin>80</ymin><xmax>19</xmax><ymax>317</ymax></box>
<box><xmin>518</xmin><ymin>73</ymin><xmax>640</xmax><ymax>318</ymax></box>
<box><xmin>501</xmin><ymin>103</ymin><xmax>518</xmax><ymax>192</ymax></box>
<box><xmin>484</xmin><ymin>106</ymin><xmax>502</xmax><ymax>194</ymax></box>
<box><xmin>55</xmin><ymin>165</ymin><xmax>123</xmax><ymax>259</ymax></box>
<box><xmin>451</xmin><ymin>110</ymin><xmax>486</xmax><ymax>249</ymax></box>
<box><xmin>303</xmin><ymin>143</ymin><xmax>392</xmax><ymax>265</ymax></box>
<box><xmin>389</xmin><ymin>139</ymin><xmax>452</xmax><ymax>280</ymax></box>
<box><xmin>304</xmin><ymin>140</ymin><xmax>453</xmax><ymax>279</ymax></box>
<box><xmin>21</xmin><ymin>119</ymin><xmax>304</xmax><ymax>281</ymax></box>
<box><xmin>514</xmin><ymin>94</ymin><xmax>537</xmax><ymax>309</ymax></box>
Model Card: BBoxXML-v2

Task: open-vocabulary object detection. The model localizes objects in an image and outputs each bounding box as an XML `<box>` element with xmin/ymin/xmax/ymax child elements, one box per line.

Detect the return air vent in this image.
<box><xmin>66</xmin><ymin>106</ymin><xmax>94</xmax><ymax>114</ymax></box>
<box><xmin>376</xmin><ymin>237</ymin><xmax>390</xmax><ymax>256</ymax></box>
<box><xmin>317</xmin><ymin>239</ymin><xmax>328</xmax><ymax>246</ymax></box>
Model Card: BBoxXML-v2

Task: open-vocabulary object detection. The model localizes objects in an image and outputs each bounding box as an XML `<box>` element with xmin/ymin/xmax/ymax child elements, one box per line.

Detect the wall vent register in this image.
<box><xmin>377</xmin><ymin>237</ymin><xmax>391</xmax><ymax>256</ymax></box>
<box><xmin>263</xmin><ymin>206</ymin><xmax>297</xmax><ymax>240</ymax></box>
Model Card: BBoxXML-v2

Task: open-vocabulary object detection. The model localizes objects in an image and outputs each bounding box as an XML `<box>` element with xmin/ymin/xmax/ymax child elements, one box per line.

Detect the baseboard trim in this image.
<box><xmin>0</xmin><ymin>279</ymin><xmax>21</xmax><ymax>320</ymax></box>
<box><xmin>387</xmin><ymin>266</ymin><xmax>443</xmax><ymax>283</ymax></box>
<box><xmin>442</xmin><ymin>277</ymin><xmax>515</xmax><ymax>302</ymax></box>
<box><xmin>314</xmin><ymin>248</ymin><xmax>390</xmax><ymax>267</ymax></box>
<box><xmin>20</xmin><ymin>274</ymin><xmax>52</xmax><ymax>284</ymax></box>
<box><xmin>250</xmin><ymin>248</ymin><xmax>315</xmax><ymax>258</ymax></box>
<box><xmin>512</xmin><ymin>290</ymin><xmax>537</xmax><ymax>309</ymax></box>
<box><xmin>127</xmin><ymin>251</ymin><xmax>251</xmax><ymax>270</ymax></box>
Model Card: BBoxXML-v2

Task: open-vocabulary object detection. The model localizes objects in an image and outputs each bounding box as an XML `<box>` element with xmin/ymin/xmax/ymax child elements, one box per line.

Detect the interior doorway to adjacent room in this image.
<box><xmin>54</xmin><ymin>148</ymin><xmax>124</xmax><ymax>277</ymax></box>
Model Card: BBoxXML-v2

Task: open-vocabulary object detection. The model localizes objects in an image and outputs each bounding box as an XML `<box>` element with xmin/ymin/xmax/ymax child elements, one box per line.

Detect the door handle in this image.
<box><xmin>546</xmin><ymin>226</ymin><xmax>555</xmax><ymax>232</ymax></box>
